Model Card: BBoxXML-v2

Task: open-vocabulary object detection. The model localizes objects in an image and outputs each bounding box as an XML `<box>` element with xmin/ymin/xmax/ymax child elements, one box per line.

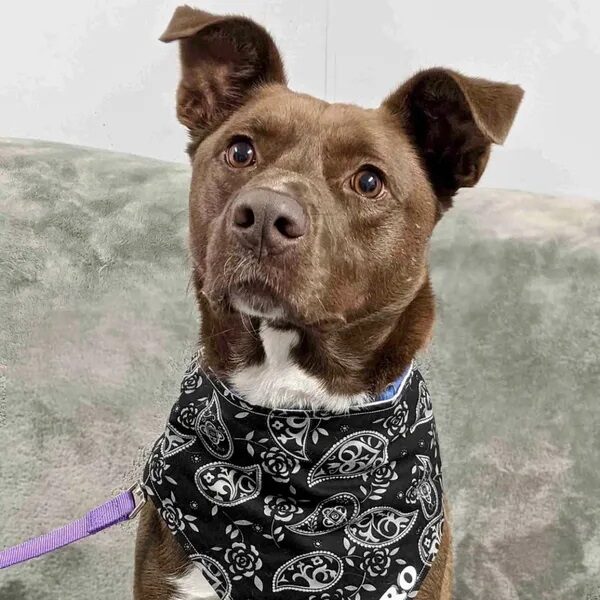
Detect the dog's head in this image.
<box><xmin>162</xmin><ymin>6</ymin><xmax>522</xmax><ymax>342</ymax></box>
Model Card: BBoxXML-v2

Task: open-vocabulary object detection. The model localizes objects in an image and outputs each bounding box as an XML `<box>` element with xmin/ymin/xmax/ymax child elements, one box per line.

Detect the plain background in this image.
<box><xmin>1</xmin><ymin>0</ymin><xmax>598</xmax><ymax>199</ymax></box>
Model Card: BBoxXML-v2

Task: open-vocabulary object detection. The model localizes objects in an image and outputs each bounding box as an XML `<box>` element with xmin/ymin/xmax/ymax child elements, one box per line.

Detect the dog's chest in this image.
<box><xmin>230</xmin><ymin>325</ymin><xmax>369</xmax><ymax>411</ymax></box>
<box><xmin>145</xmin><ymin>355</ymin><xmax>444</xmax><ymax>600</ymax></box>
<box><xmin>172</xmin><ymin>564</ymin><xmax>217</xmax><ymax>599</ymax></box>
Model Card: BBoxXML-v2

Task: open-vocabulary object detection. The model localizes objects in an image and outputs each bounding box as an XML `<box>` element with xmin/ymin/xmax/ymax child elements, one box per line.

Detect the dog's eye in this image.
<box><xmin>351</xmin><ymin>168</ymin><xmax>385</xmax><ymax>198</ymax></box>
<box><xmin>225</xmin><ymin>138</ymin><xmax>256</xmax><ymax>168</ymax></box>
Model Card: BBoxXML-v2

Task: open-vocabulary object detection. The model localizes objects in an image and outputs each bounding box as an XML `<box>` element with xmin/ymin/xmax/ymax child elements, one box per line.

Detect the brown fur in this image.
<box><xmin>134</xmin><ymin>502</ymin><xmax>190</xmax><ymax>599</ymax></box>
<box><xmin>134</xmin><ymin>5</ymin><xmax>523</xmax><ymax>598</ymax></box>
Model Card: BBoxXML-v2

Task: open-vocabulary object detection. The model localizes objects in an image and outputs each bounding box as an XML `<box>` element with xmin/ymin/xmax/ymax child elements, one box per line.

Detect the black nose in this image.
<box><xmin>230</xmin><ymin>188</ymin><xmax>308</xmax><ymax>255</ymax></box>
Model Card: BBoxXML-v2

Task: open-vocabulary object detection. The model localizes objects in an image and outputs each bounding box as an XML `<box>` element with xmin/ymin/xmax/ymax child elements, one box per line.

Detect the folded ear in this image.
<box><xmin>383</xmin><ymin>68</ymin><xmax>523</xmax><ymax>213</ymax></box>
<box><xmin>161</xmin><ymin>6</ymin><xmax>286</xmax><ymax>148</ymax></box>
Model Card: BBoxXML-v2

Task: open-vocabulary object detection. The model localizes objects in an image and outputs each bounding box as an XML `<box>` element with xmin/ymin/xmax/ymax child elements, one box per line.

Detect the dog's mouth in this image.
<box><xmin>226</xmin><ymin>280</ymin><xmax>348</xmax><ymax>330</ymax></box>
<box><xmin>203</xmin><ymin>253</ymin><xmax>348</xmax><ymax>328</ymax></box>
<box><xmin>202</xmin><ymin>246</ymin><xmax>299</xmax><ymax>322</ymax></box>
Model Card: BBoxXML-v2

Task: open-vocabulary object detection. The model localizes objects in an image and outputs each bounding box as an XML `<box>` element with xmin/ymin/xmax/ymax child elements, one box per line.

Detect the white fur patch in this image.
<box><xmin>171</xmin><ymin>564</ymin><xmax>217</xmax><ymax>600</ymax></box>
<box><xmin>230</xmin><ymin>295</ymin><xmax>285</xmax><ymax>320</ymax></box>
<box><xmin>231</xmin><ymin>323</ymin><xmax>369</xmax><ymax>411</ymax></box>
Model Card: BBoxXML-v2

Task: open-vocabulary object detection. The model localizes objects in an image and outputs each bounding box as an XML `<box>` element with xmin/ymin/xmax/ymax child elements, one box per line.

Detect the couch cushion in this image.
<box><xmin>1</xmin><ymin>138</ymin><xmax>599</xmax><ymax>599</ymax></box>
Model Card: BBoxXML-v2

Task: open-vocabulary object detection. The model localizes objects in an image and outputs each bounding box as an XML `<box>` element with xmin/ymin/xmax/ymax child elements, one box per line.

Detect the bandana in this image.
<box><xmin>144</xmin><ymin>355</ymin><xmax>444</xmax><ymax>600</ymax></box>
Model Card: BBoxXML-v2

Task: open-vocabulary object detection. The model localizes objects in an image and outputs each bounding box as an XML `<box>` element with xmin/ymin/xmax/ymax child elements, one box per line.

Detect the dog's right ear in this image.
<box><xmin>161</xmin><ymin>6</ymin><xmax>286</xmax><ymax>145</ymax></box>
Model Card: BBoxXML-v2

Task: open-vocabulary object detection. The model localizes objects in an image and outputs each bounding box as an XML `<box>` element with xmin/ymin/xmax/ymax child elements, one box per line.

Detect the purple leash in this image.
<box><xmin>0</xmin><ymin>483</ymin><xmax>146</xmax><ymax>570</ymax></box>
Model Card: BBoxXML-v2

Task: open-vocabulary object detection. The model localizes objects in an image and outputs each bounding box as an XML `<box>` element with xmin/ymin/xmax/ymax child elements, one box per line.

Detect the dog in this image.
<box><xmin>133</xmin><ymin>5</ymin><xmax>523</xmax><ymax>599</ymax></box>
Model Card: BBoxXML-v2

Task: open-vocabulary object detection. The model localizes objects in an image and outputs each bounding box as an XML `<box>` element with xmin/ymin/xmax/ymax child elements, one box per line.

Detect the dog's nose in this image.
<box><xmin>230</xmin><ymin>188</ymin><xmax>308</xmax><ymax>255</ymax></box>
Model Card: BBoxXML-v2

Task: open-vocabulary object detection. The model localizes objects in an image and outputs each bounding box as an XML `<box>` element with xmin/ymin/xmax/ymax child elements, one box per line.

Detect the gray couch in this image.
<box><xmin>1</xmin><ymin>138</ymin><xmax>599</xmax><ymax>599</ymax></box>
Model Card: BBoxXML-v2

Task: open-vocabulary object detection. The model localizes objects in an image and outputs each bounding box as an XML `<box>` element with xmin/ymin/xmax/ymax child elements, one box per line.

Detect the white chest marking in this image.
<box><xmin>231</xmin><ymin>324</ymin><xmax>368</xmax><ymax>411</ymax></box>
<box><xmin>171</xmin><ymin>564</ymin><xmax>217</xmax><ymax>600</ymax></box>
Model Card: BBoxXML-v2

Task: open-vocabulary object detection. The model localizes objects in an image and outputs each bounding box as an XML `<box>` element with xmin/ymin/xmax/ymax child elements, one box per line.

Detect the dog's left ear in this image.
<box><xmin>383</xmin><ymin>68</ymin><xmax>523</xmax><ymax>214</ymax></box>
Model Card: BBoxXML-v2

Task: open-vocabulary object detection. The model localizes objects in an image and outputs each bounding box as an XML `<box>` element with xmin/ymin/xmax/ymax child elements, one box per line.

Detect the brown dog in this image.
<box><xmin>134</xmin><ymin>5</ymin><xmax>522</xmax><ymax>599</ymax></box>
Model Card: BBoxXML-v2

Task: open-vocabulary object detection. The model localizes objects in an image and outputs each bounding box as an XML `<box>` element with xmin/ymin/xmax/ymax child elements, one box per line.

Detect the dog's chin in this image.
<box><xmin>230</xmin><ymin>292</ymin><xmax>286</xmax><ymax>321</ymax></box>
<box><xmin>229</xmin><ymin>292</ymin><xmax>350</xmax><ymax>332</ymax></box>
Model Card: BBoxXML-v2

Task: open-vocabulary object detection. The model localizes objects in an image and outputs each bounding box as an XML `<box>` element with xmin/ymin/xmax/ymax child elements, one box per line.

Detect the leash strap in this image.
<box><xmin>0</xmin><ymin>483</ymin><xmax>145</xmax><ymax>570</ymax></box>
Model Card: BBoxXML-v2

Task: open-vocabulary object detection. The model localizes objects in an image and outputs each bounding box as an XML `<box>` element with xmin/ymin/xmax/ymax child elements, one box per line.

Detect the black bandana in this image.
<box><xmin>144</xmin><ymin>355</ymin><xmax>444</xmax><ymax>600</ymax></box>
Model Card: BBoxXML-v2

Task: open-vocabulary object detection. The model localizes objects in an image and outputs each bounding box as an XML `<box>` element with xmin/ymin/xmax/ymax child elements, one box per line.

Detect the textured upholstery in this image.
<box><xmin>1</xmin><ymin>138</ymin><xmax>598</xmax><ymax>599</ymax></box>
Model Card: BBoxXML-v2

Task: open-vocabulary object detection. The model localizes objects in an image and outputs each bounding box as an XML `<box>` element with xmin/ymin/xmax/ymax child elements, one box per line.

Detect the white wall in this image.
<box><xmin>1</xmin><ymin>0</ymin><xmax>598</xmax><ymax>199</ymax></box>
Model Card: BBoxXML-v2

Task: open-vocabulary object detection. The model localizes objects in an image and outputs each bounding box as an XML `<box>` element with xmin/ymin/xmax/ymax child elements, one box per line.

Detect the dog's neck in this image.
<box><xmin>197</xmin><ymin>278</ymin><xmax>435</xmax><ymax>411</ymax></box>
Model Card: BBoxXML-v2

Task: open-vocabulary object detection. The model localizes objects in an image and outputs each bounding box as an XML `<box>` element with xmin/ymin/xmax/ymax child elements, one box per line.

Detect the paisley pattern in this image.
<box><xmin>190</xmin><ymin>553</ymin><xmax>232</xmax><ymax>600</ymax></box>
<box><xmin>308</xmin><ymin>431</ymin><xmax>389</xmax><ymax>487</ymax></box>
<box><xmin>287</xmin><ymin>493</ymin><xmax>361</xmax><ymax>536</ymax></box>
<box><xmin>195</xmin><ymin>462</ymin><xmax>262</xmax><ymax>507</ymax></box>
<box><xmin>405</xmin><ymin>455</ymin><xmax>439</xmax><ymax>520</ymax></box>
<box><xmin>410</xmin><ymin>379</ymin><xmax>433</xmax><ymax>433</ymax></box>
<box><xmin>419</xmin><ymin>513</ymin><xmax>444</xmax><ymax>566</ymax></box>
<box><xmin>195</xmin><ymin>391</ymin><xmax>233</xmax><ymax>459</ymax></box>
<box><xmin>268</xmin><ymin>412</ymin><xmax>312</xmax><ymax>461</ymax></box>
<box><xmin>346</xmin><ymin>507</ymin><xmax>419</xmax><ymax>548</ymax></box>
<box><xmin>161</xmin><ymin>424</ymin><xmax>196</xmax><ymax>458</ymax></box>
<box><xmin>144</xmin><ymin>358</ymin><xmax>444</xmax><ymax>599</ymax></box>
<box><xmin>273</xmin><ymin>552</ymin><xmax>343</xmax><ymax>592</ymax></box>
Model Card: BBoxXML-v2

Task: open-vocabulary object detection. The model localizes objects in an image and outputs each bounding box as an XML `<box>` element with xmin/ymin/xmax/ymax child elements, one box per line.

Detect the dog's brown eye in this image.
<box><xmin>225</xmin><ymin>138</ymin><xmax>255</xmax><ymax>168</ymax></box>
<box><xmin>351</xmin><ymin>168</ymin><xmax>384</xmax><ymax>198</ymax></box>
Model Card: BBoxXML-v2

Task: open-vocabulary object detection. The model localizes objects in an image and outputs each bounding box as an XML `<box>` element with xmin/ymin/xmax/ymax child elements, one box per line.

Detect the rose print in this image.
<box><xmin>181</xmin><ymin>370</ymin><xmax>201</xmax><ymax>394</ymax></box>
<box><xmin>264</xmin><ymin>495</ymin><xmax>303</xmax><ymax>522</ymax></box>
<box><xmin>224</xmin><ymin>542</ymin><xmax>262</xmax><ymax>580</ymax></box>
<box><xmin>159</xmin><ymin>492</ymin><xmax>198</xmax><ymax>533</ymax></box>
<box><xmin>360</xmin><ymin>547</ymin><xmax>392</xmax><ymax>577</ymax></box>
<box><xmin>382</xmin><ymin>399</ymin><xmax>410</xmax><ymax>439</ymax></box>
<box><xmin>177</xmin><ymin>404</ymin><xmax>200</xmax><ymax>430</ymax></box>
<box><xmin>260</xmin><ymin>447</ymin><xmax>300</xmax><ymax>483</ymax></box>
<box><xmin>359</xmin><ymin>460</ymin><xmax>400</xmax><ymax>502</ymax></box>
<box><xmin>149</xmin><ymin>452</ymin><xmax>175</xmax><ymax>486</ymax></box>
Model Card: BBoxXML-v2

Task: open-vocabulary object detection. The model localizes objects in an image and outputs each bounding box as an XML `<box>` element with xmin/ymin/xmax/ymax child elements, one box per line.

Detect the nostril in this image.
<box><xmin>233</xmin><ymin>205</ymin><xmax>255</xmax><ymax>229</ymax></box>
<box><xmin>274</xmin><ymin>216</ymin><xmax>293</xmax><ymax>238</ymax></box>
<box><xmin>274</xmin><ymin>215</ymin><xmax>306</xmax><ymax>239</ymax></box>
